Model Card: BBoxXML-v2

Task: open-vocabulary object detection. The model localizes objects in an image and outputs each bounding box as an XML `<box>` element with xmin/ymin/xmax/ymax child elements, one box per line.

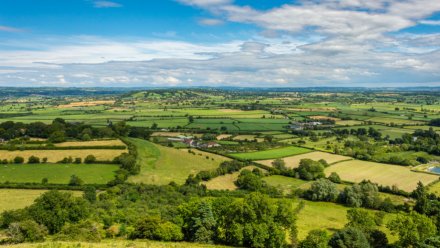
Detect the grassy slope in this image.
<box><xmin>0</xmin><ymin>189</ymin><xmax>83</xmax><ymax>212</ymax></box>
<box><xmin>0</xmin><ymin>164</ymin><xmax>118</xmax><ymax>184</ymax></box>
<box><xmin>128</xmin><ymin>138</ymin><xmax>230</xmax><ymax>185</ymax></box>
<box><xmin>230</xmin><ymin>146</ymin><xmax>311</xmax><ymax>160</ymax></box>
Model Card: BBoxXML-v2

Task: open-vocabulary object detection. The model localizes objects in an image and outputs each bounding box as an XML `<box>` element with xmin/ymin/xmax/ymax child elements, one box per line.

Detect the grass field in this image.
<box><xmin>256</xmin><ymin>151</ymin><xmax>351</xmax><ymax>168</ymax></box>
<box><xmin>0</xmin><ymin>149</ymin><xmax>126</xmax><ymax>163</ymax></box>
<box><xmin>428</xmin><ymin>180</ymin><xmax>440</xmax><ymax>196</ymax></box>
<box><xmin>0</xmin><ymin>189</ymin><xmax>82</xmax><ymax>212</ymax></box>
<box><xmin>128</xmin><ymin>139</ymin><xmax>230</xmax><ymax>185</ymax></box>
<box><xmin>294</xmin><ymin>200</ymin><xmax>397</xmax><ymax>242</ymax></box>
<box><xmin>202</xmin><ymin>166</ymin><xmax>261</xmax><ymax>190</ymax></box>
<box><xmin>0</xmin><ymin>164</ymin><xmax>118</xmax><ymax>184</ymax></box>
<box><xmin>325</xmin><ymin>160</ymin><xmax>439</xmax><ymax>191</ymax></box>
<box><xmin>230</xmin><ymin>146</ymin><xmax>311</xmax><ymax>160</ymax></box>
<box><xmin>55</xmin><ymin>139</ymin><xmax>125</xmax><ymax>147</ymax></box>
<box><xmin>263</xmin><ymin>175</ymin><xmax>308</xmax><ymax>193</ymax></box>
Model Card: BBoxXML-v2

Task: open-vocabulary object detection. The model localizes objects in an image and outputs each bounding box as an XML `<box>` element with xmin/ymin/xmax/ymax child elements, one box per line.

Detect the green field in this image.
<box><xmin>230</xmin><ymin>146</ymin><xmax>311</xmax><ymax>160</ymax></box>
<box><xmin>128</xmin><ymin>138</ymin><xmax>230</xmax><ymax>185</ymax></box>
<box><xmin>0</xmin><ymin>163</ymin><xmax>118</xmax><ymax>184</ymax></box>
<box><xmin>0</xmin><ymin>189</ymin><xmax>83</xmax><ymax>212</ymax></box>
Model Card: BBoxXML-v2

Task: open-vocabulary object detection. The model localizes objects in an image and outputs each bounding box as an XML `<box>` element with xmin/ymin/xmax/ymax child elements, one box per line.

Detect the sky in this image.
<box><xmin>0</xmin><ymin>0</ymin><xmax>440</xmax><ymax>87</ymax></box>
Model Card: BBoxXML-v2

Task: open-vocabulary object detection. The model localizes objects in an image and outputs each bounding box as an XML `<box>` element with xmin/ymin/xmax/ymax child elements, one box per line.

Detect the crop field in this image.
<box><xmin>0</xmin><ymin>189</ymin><xmax>82</xmax><ymax>212</ymax></box>
<box><xmin>256</xmin><ymin>151</ymin><xmax>351</xmax><ymax>168</ymax></box>
<box><xmin>230</xmin><ymin>146</ymin><xmax>311</xmax><ymax>160</ymax></box>
<box><xmin>128</xmin><ymin>138</ymin><xmax>230</xmax><ymax>185</ymax></box>
<box><xmin>0</xmin><ymin>149</ymin><xmax>126</xmax><ymax>163</ymax></box>
<box><xmin>0</xmin><ymin>163</ymin><xmax>118</xmax><ymax>184</ymax></box>
<box><xmin>325</xmin><ymin>160</ymin><xmax>439</xmax><ymax>191</ymax></box>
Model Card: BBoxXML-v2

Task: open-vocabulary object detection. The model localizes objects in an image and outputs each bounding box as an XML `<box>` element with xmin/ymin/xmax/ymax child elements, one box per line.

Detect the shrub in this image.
<box><xmin>54</xmin><ymin>220</ymin><xmax>103</xmax><ymax>242</ymax></box>
<box><xmin>69</xmin><ymin>175</ymin><xmax>84</xmax><ymax>186</ymax></box>
<box><xmin>328</xmin><ymin>172</ymin><xmax>341</xmax><ymax>183</ymax></box>
<box><xmin>13</xmin><ymin>156</ymin><xmax>24</xmax><ymax>164</ymax></box>
<box><xmin>84</xmin><ymin>155</ymin><xmax>96</xmax><ymax>164</ymax></box>
<box><xmin>130</xmin><ymin>217</ymin><xmax>183</xmax><ymax>241</ymax></box>
<box><xmin>28</xmin><ymin>156</ymin><xmax>40</xmax><ymax>164</ymax></box>
<box><xmin>74</xmin><ymin>157</ymin><xmax>82</xmax><ymax>164</ymax></box>
<box><xmin>305</xmin><ymin>179</ymin><xmax>339</xmax><ymax>202</ymax></box>
<box><xmin>6</xmin><ymin>220</ymin><xmax>48</xmax><ymax>244</ymax></box>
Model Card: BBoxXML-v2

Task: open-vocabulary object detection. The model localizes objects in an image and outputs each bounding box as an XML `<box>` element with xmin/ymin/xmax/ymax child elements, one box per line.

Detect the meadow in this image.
<box><xmin>325</xmin><ymin>160</ymin><xmax>439</xmax><ymax>191</ymax></box>
<box><xmin>127</xmin><ymin>138</ymin><xmax>230</xmax><ymax>185</ymax></box>
<box><xmin>203</xmin><ymin>166</ymin><xmax>261</xmax><ymax>190</ymax></box>
<box><xmin>0</xmin><ymin>163</ymin><xmax>118</xmax><ymax>184</ymax></box>
<box><xmin>230</xmin><ymin>146</ymin><xmax>311</xmax><ymax>160</ymax></box>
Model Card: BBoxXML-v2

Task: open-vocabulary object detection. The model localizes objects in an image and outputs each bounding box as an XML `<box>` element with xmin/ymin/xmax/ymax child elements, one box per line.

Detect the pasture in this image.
<box><xmin>325</xmin><ymin>160</ymin><xmax>439</xmax><ymax>191</ymax></box>
<box><xmin>0</xmin><ymin>149</ymin><xmax>126</xmax><ymax>163</ymax></box>
<box><xmin>128</xmin><ymin>138</ymin><xmax>230</xmax><ymax>185</ymax></box>
<box><xmin>256</xmin><ymin>151</ymin><xmax>351</xmax><ymax>168</ymax></box>
<box><xmin>0</xmin><ymin>189</ymin><xmax>82</xmax><ymax>212</ymax></box>
<box><xmin>263</xmin><ymin>175</ymin><xmax>308</xmax><ymax>193</ymax></box>
<box><xmin>0</xmin><ymin>164</ymin><xmax>118</xmax><ymax>184</ymax></box>
<box><xmin>230</xmin><ymin>146</ymin><xmax>311</xmax><ymax>160</ymax></box>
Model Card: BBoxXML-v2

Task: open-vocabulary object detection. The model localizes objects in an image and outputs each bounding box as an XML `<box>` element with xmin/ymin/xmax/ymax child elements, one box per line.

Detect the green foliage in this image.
<box><xmin>84</xmin><ymin>154</ymin><xmax>96</xmax><ymax>164</ymax></box>
<box><xmin>13</xmin><ymin>156</ymin><xmax>24</xmax><ymax>164</ymax></box>
<box><xmin>6</xmin><ymin>220</ymin><xmax>47</xmax><ymax>244</ymax></box>
<box><xmin>69</xmin><ymin>175</ymin><xmax>84</xmax><ymax>186</ymax></box>
<box><xmin>299</xmin><ymin>229</ymin><xmax>329</xmax><ymax>248</ymax></box>
<box><xmin>305</xmin><ymin>178</ymin><xmax>339</xmax><ymax>202</ymax></box>
<box><xmin>54</xmin><ymin>220</ymin><xmax>104</xmax><ymax>242</ymax></box>
<box><xmin>27</xmin><ymin>190</ymin><xmax>90</xmax><ymax>234</ymax></box>
<box><xmin>27</xmin><ymin>155</ymin><xmax>40</xmax><ymax>164</ymax></box>
<box><xmin>297</xmin><ymin>159</ymin><xmax>326</xmax><ymax>180</ymax></box>
<box><xmin>387</xmin><ymin>211</ymin><xmax>437</xmax><ymax>247</ymax></box>
<box><xmin>345</xmin><ymin>209</ymin><xmax>377</xmax><ymax>232</ymax></box>
<box><xmin>130</xmin><ymin>216</ymin><xmax>183</xmax><ymax>242</ymax></box>
<box><xmin>328</xmin><ymin>227</ymin><xmax>370</xmax><ymax>248</ymax></box>
<box><xmin>328</xmin><ymin>172</ymin><xmax>341</xmax><ymax>183</ymax></box>
<box><xmin>83</xmin><ymin>186</ymin><xmax>97</xmax><ymax>203</ymax></box>
<box><xmin>272</xmin><ymin>158</ymin><xmax>287</xmax><ymax>171</ymax></box>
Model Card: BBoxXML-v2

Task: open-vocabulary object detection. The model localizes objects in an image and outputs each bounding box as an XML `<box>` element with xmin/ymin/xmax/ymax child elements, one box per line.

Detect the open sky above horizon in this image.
<box><xmin>1</xmin><ymin>0</ymin><xmax>440</xmax><ymax>87</ymax></box>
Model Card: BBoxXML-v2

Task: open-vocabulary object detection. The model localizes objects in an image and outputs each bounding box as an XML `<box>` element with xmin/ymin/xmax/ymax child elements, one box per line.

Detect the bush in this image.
<box><xmin>297</xmin><ymin>159</ymin><xmax>326</xmax><ymax>181</ymax></box>
<box><xmin>328</xmin><ymin>227</ymin><xmax>370</xmax><ymax>248</ymax></box>
<box><xmin>84</xmin><ymin>155</ymin><xmax>96</xmax><ymax>164</ymax></box>
<box><xmin>6</xmin><ymin>220</ymin><xmax>48</xmax><ymax>244</ymax></box>
<box><xmin>299</xmin><ymin>229</ymin><xmax>329</xmax><ymax>248</ymax></box>
<box><xmin>54</xmin><ymin>220</ymin><xmax>103</xmax><ymax>242</ymax></box>
<box><xmin>13</xmin><ymin>156</ymin><xmax>24</xmax><ymax>164</ymax></box>
<box><xmin>28</xmin><ymin>156</ymin><xmax>40</xmax><ymax>164</ymax></box>
<box><xmin>305</xmin><ymin>179</ymin><xmax>339</xmax><ymax>202</ymax></box>
<box><xmin>130</xmin><ymin>217</ymin><xmax>183</xmax><ymax>241</ymax></box>
<box><xmin>328</xmin><ymin>172</ymin><xmax>342</xmax><ymax>183</ymax></box>
<box><xmin>74</xmin><ymin>157</ymin><xmax>82</xmax><ymax>164</ymax></box>
<box><xmin>69</xmin><ymin>175</ymin><xmax>84</xmax><ymax>186</ymax></box>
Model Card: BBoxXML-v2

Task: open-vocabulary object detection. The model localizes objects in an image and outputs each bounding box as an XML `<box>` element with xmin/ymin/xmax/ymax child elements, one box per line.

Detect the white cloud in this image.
<box><xmin>93</xmin><ymin>1</ymin><xmax>122</xmax><ymax>8</ymax></box>
<box><xmin>419</xmin><ymin>20</ymin><xmax>440</xmax><ymax>26</ymax></box>
<box><xmin>0</xmin><ymin>25</ymin><xmax>24</xmax><ymax>32</ymax></box>
<box><xmin>198</xmin><ymin>18</ymin><xmax>224</xmax><ymax>26</ymax></box>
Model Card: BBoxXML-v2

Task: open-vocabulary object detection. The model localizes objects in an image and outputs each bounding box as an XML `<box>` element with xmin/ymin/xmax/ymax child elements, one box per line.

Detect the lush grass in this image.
<box><xmin>203</xmin><ymin>166</ymin><xmax>261</xmax><ymax>190</ymax></box>
<box><xmin>0</xmin><ymin>189</ymin><xmax>83</xmax><ymax>212</ymax></box>
<box><xmin>263</xmin><ymin>175</ymin><xmax>308</xmax><ymax>193</ymax></box>
<box><xmin>128</xmin><ymin>138</ymin><xmax>230</xmax><ymax>185</ymax></box>
<box><xmin>0</xmin><ymin>163</ymin><xmax>118</xmax><ymax>184</ymax></box>
<box><xmin>325</xmin><ymin>160</ymin><xmax>439</xmax><ymax>192</ymax></box>
<box><xmin>230</xmin><ymin>146</ymin><xmax>311</xmax><ymax>160</ymax></box>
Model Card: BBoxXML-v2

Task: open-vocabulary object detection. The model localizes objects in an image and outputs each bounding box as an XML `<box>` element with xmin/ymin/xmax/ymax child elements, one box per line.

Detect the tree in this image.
<box><xmin>13</xmin><ymin>156</ymin><xmax>24</xmax><ymax>164</ymax></box>
<box><xmin>387</xmin><ymin>211</ymin><xmax>437</xmax><ymax>247</ymax></box>
<box><xmin>54</xmin><ymin>220</ymin><xmax>103</xmax><ymax>242</ymax></box>
<box><xmin>235</xmin><ymin>169</ymin><xmax>265</xmax><ymax>192</ymax></box>
<box><xmin>328</xmin><ymin>172</ymin><xmax>341</xmax><ymax>183</ymax></box>
<box><xmin>28</xmin><ymin>156</ymin><xmax>40</xmax><ymax>164</ymax></box>
<box><xmin>272</xmin><ymin>159</ymin><xmax>287</xmax><ymax>171</ymax></box>
<box><xmin>6</xmin><ymin>220</ymin><xmax>48</xmax><ymax>243</ymax></box>
<box><xmin>130</xmin><ymin>217</ymin><xmax>183</xmax><ymax>242</ymax></box>
<box><xmin>83</xmin><ymin>186</ymin><xmax>97</xmax><ymax>203</ymax></box>
<box><xmin>69</xmin><ymin>175</ymin><xmax>84</xmax><ymax>186</ymax></box>
<box><xmin>328</xmin><ymin>227</ymin><xmax>370</xmax><ymax>248</ymax></box>
<box><xmin>27</xmin><ymin>191</ymin><xmax>90</xmax><ymax>234</ymax></box>
<box><xmin>297</xmin><ymin>159</ymin><xmax>325</xmax><ymax>180</ymax></box>
<box><xmin>345</xmin><ymin>209</ymin><xmax>376</xmax><ymax>232</ymax></box>
<box><xmin>306</xmin><ymin>178</ymin><xmax>339</xmax><ymax>202</ymax></box>
<box><xmin>48</xmin><ymin>131</ymin><xmax>66</xmax><ymax>143</ymax></box>
<box><xmin>300</xmin><ymin>229</ymin><xmax>329</xmax><ymax>248</ymax></box>
<box><xmin>84</xmin><ymin>155</ymin><xmax>96</xmax><ymax>164</ymax></box>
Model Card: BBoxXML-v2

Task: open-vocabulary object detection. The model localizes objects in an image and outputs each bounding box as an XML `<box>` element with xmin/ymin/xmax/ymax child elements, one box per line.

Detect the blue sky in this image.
<box><xmin>0</xmin><ymin>0</ymin><xmax>440</xmax><ymax>87</ymax></box>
